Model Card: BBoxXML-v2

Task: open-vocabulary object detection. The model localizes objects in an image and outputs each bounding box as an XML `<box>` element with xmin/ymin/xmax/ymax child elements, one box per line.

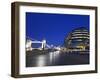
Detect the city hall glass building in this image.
<box><xmin>64</xmin><ymin>27</ymin><xmax>89</xmax><ymax>52</ymax></box>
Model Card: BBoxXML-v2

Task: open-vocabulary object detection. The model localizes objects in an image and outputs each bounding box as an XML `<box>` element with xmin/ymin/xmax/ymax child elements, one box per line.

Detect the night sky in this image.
<box><xmin>26</xmin><ymin>12</ymin><xmax>89</xmax><ymax>46</ymax></box>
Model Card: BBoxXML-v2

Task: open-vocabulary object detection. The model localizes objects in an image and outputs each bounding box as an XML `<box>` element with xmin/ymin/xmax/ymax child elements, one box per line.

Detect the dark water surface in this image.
<box><xmin>26</xmin><ymin>51</ymin><xmax>89</xmax><ymax>67</ymax></box>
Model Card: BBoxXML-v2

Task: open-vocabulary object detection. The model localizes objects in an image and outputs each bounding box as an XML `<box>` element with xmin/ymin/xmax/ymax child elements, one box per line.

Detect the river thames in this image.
<box><xmin>26</xmin><ymin>50</ymin><xmax>89</xmax><ymax>67</ymax></box>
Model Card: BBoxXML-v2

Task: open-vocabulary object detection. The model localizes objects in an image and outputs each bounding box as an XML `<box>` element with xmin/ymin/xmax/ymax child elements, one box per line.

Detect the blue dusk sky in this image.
<box><xmin>26</xmin><ymin>12</ymin><xmax>89</xmax><ymax>46</ymax></box>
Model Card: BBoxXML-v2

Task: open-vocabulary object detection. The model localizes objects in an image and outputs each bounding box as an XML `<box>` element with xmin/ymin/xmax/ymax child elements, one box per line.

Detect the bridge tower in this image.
<box><xmin>41</xmin><ymin>39</ymin><xmax>46</xmax><ymax>50</ymax></box>
<box><xmin>26</xmin><ymin>40</ymin><xmax>32</xmax><ymax>51</ymax></box>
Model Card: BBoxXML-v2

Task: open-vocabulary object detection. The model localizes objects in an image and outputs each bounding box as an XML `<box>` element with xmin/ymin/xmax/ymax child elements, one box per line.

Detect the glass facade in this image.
<box><xmin>64</xmin><ymin>27</ymin><xmax>89</xmax><ymax>51</ymax></box>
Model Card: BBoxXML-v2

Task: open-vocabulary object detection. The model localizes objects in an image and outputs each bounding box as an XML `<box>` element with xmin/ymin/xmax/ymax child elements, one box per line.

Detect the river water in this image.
<box><xmin>26</xmin><ymin>51</ymin><xmax>89</xmax><ymax>67</ymax></box>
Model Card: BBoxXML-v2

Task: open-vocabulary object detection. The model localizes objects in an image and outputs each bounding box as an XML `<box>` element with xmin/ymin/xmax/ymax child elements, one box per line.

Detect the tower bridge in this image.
<box><xmin>26</xmin><ymin>37</ymin><xmax>51</xmax><ymax>51</ymax></box>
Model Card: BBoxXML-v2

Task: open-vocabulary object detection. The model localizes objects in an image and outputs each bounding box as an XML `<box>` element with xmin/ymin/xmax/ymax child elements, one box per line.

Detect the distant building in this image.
<box><xmin>64</xmin><ymin>27</ymin><xmax>89</xmax><ymax>52</ymax></box>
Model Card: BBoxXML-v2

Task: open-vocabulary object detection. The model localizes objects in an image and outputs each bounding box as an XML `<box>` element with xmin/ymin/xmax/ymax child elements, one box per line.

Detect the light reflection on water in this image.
<box><xmin>49</xmin><ymin>51</ymin><xmax>60</xmax><ymax>63</ymax></box>
<box><xmin>36</xmin><ymin>55</ymin><xmax>47</xmax><ymax>67</ymax></box>
<box><xmin>26</xmin><ymin>51</ymin><xmax>89</xmax><ymax>67</ymax></box>
<box><xmin>36</xmin><ymin>51</ymin><xmax>60</xmax><ymax>67</ymax></box>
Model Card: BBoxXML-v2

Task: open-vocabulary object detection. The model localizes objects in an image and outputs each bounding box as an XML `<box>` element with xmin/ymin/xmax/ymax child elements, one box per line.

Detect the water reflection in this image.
<box><xmin>34</xmin><ymin>51</ymin><xmax>60</xmax><ymax>67</ymax></box>
<box><xmin>36</xmin><ymin>55</ymin><xmax>47</xmax><ymax>67</ymax></box>
<box><xmin>26</xmin><ymin>51</ymin><xmax>89</xmax><ymax>67</ymax></box>
<box><xmin>49</xmin><ymin>51</ymin><xmax>60</xmax><ymax>64</ymax></box>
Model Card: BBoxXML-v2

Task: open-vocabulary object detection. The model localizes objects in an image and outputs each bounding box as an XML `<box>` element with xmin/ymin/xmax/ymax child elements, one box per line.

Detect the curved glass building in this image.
<box><xmin>64</xmin><ymin>27</ymin><xmax>89</xmax><ymax>52</ymax></box>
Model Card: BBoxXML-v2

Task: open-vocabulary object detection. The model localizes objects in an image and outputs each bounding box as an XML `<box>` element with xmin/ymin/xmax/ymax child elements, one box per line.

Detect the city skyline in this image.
<box><xmin>26</xmin><ymin>12</ymin><xmax>89</xmax><ymax>46</ymax></box>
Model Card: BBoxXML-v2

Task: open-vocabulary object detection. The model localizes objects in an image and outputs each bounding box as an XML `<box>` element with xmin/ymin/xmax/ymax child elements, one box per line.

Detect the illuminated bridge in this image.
<box><xmin>26</xmin><ymin>37</ymin><xmax>55</xmax><ymax>51</ymax></box>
